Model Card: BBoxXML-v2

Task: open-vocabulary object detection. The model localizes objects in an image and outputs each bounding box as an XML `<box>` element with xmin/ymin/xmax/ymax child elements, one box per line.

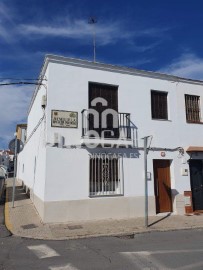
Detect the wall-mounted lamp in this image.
<box><xmin>41</xmin><ymin>95</ymin><xmax>47</xmax><ymax>109</ymax></box>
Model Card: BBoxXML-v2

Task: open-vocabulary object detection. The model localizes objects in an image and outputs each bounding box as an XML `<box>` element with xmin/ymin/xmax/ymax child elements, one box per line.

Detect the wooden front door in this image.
<box><xmin>189</xmin><ymin>160</ymin><xmax>203</xmax><ymax>211</ymax></box>
<box><xmin>153</xmin><ymin>160</ymin><xmax>172</xmax><ymax>213</ymax></box>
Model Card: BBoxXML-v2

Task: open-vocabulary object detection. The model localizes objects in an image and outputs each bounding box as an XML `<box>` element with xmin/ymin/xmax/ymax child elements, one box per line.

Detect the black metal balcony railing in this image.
<box><xmin>81</xmin><ymin>109</ymin><xmax>131</xmax><ymax>139</ymax></box>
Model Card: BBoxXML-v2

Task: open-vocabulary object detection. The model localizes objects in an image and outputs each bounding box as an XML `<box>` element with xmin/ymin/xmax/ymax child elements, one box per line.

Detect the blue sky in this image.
<box><xmin>1</xmin><ymin>0</ymin><xmax>203</xmax><ymax>148</ymax></box>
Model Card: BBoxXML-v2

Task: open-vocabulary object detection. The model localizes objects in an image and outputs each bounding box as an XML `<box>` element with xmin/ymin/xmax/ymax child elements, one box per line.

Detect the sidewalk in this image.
<box><xmin>5</xmin><ymin>178</ymin><xmax>203</xmax><ymax>240</ymax></box>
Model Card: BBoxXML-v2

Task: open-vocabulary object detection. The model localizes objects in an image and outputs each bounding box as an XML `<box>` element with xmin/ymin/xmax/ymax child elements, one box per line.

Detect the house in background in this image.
<box><xmin>0</xmin><ymin>150</ymin><xmax>13</xmax><ymax>169</ymax></box>
<box><xmin>16</xmin><ymin>124</ymin><xmax>27</xmax><ymax>145</ymax></box>
<box><xmin>17</xmin><ymin>55</ymin><xmax>203</xmax><ymax>223</ymax></box>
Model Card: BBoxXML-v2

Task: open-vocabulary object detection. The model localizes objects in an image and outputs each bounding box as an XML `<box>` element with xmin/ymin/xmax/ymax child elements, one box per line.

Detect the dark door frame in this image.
<box><xmin>189</xmin><ymin>159</ymin><xmax>203</xmax><ymax>212</ymax></box>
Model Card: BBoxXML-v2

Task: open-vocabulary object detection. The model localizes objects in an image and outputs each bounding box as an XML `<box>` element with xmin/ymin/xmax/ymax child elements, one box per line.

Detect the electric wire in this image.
<box><xmin>0</xmin><ymin>82</ymin><xmax>45</xmax><ymax>86</ymax></box>
<box><xmin>0</xmin><ymin>78</ymin><xmax>47</xmax><ymax>81</ymax></box>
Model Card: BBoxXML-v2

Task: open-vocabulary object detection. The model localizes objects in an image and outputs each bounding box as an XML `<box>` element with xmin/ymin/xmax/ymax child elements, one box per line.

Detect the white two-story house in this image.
<box><xmin>17</xmin><ymin>55</ymin><xmax>203</xmax><ymax>223</ymax></box>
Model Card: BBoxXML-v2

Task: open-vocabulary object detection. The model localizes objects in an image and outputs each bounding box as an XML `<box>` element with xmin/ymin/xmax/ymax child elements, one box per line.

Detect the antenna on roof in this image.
<box><xmin>88</xmin><ymin>16</ymin><xmax>97</xmax><ymax>63</ymax></box>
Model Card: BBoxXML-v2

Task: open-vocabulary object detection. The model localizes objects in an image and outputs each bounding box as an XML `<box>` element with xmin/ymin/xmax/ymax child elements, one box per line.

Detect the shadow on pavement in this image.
<box><xmin>6</xmin><ymin>185</ymin><xmax>29</xmax><ymax>203</ymax></box>
<box><xmin>148</xmin><ymin>213</ymin><xmax>171</xmax><ymax>227</ymax></box>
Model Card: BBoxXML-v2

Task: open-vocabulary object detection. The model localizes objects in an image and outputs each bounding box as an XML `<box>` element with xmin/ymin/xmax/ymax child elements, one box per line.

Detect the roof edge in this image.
<box><xmin>28</xmin><ymin>54</ymin><xmax>203</xmax><ymax>114</ymax></box>
<box><xmin>45</xmin><ymin>54</ymin><xmax>203</xmax><ymax>84</ymax></box>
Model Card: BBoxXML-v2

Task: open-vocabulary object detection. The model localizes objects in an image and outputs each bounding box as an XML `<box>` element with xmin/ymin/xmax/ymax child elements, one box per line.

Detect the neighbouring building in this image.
<box><xmin>0</xmin><ymin>150</ymin><xmax>13</xmax><ymax>169</ymax></box>
<box><xmin>16</xmin><ymin>124</ymin><xmax>27</xmax><ymax>145</ymax></box>
<box><xmin>17</xmin><ymin>55</ymin><xmax>203</xmax><ymax>223</ymax></box>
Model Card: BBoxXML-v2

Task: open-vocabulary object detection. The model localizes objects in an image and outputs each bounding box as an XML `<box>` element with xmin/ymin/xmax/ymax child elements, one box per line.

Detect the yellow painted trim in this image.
<box><xmin>4</xmin><ymin>185</ymin><xmax>13</xmax><ymax>232</ymax></box>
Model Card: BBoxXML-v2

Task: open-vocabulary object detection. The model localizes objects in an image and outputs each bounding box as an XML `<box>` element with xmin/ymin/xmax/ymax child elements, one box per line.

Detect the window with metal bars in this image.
<box><xmin>89</xmin><ymin>154</ymin><xmax>123</xmax><ymax>196</ymax></box>
<box><xmin>151</xmin><ymin>91</ymin><xmax>168</xmax><ymax>120</ymax></box>
<box><xmin>185</xmin><ymin>95</ymin><xmax>201</xmax><ymax>123</ymax></box>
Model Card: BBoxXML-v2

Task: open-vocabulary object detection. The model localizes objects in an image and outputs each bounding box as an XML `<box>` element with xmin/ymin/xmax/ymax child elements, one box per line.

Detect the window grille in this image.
<box><xmin>89</xmin><ymin>154</ymin><xmax>123</xmax><ymax>196</ymax></box>
<box><xmin>185</xmin><ymin>95</ymin><xmax>201</xmax><ymax>123</ymax></box>
<box><xmin>151</xmin><ymin>91</ymin><xmax>168</xmax><ymax>120</ymax></box>
<box><xmin>82</xmin><ymin>110</ymin><xmax>131</xmax><ymax>139</ymax></box>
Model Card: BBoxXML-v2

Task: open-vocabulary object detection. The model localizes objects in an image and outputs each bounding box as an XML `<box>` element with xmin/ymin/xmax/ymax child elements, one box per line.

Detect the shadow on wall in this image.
<box><xmin>171</xmin><ymin>188</ymin><xmax>179</xmax><ymax>207</ymax></box>
<box><xmin>6</xmin><ymin>184</ymin><xmax>30</xmax><ymax>203</ymax></box>
<box><xmin>84</xmin><ymin>117</ymin><xmax>140</xmax><ymax>158</ymax></box>
<box><xmin>128</xmin><ymin>117</ymin><xmax>139</xmax><ymax>148</ymax></box>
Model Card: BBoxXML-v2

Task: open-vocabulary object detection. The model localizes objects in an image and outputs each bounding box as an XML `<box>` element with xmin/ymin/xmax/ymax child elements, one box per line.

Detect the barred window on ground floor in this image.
<box><xmin>89</xmin><ymin>154</ymin><xmax>123</xmax><ymax>196</ymax></box>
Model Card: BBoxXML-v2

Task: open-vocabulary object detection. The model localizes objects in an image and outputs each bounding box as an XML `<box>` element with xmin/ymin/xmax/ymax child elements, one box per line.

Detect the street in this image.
<box><xmin>0</xmin><ymin>191</ymin><xmax>10</xmax><ymax>239</ymax></box>
<box><xmin>0</xmin><ymin>193</ymin><xmax>203</xmax><ymax>270</ymax></box>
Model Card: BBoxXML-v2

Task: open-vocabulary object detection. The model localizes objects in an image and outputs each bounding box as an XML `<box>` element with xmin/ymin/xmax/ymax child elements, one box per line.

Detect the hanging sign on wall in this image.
<box><xmin>51</xmin><ymin>110</ymin><xmax>78</xmax><ymax>128</ymax></box>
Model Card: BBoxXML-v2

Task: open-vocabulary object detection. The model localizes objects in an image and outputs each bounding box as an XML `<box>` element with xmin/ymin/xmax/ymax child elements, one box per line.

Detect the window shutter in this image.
<box><xmin>151</xmin><ymin>91</ymin><xmax>168</xmax><ymax>120</ymax></box>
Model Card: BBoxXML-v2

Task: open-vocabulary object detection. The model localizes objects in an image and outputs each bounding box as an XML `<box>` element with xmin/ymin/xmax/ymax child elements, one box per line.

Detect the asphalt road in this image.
<box><xmin>1</xmin><ymin>200</ymin><xmax>203</xmax><ymax>269</ymax></box>
<box><xmin>0</xmin><ymin>190</ymin><xmax>10</xmax><ymax>239</ymax></box>
<box><xmin>1</xmin><ymin>229</ymin><xmax>203</xmax><ymax>269</ymax></box>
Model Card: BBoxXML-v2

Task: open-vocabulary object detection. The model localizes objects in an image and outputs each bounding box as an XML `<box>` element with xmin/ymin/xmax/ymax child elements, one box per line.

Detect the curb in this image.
<box><xmin>8</xmin><ymin>226</ymin><xmax>203</xmax><ymax>241</ymax></box>
<box><xmin>4</xmin><ymin>185</ymin><xmax>13</xmax><ymax>233</ymax></box>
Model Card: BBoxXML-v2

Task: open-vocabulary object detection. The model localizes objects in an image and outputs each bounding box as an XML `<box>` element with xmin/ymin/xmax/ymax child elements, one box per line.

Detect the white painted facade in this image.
<box><xmin>17</xmin><ymin>55</ymin><xmax>203</xmax><ymax>223</ymax></box>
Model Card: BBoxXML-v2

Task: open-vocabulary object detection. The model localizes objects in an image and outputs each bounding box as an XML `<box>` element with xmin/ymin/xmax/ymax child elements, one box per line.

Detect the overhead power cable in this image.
<box><xmin>0</xmin><ymin>82</ymin><xmax>44</xmax><ymax>86</ymax></box>
<box><xmin>0</xmin><ymin>78</ymin><xmax>47</xmax><ymax>81</ymax></box>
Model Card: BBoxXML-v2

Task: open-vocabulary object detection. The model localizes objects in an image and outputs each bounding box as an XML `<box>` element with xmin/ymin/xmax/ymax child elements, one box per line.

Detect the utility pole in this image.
<box><xmin>142</xmin><ymin>136</ymin><xmax>151</xmax><ymax>228</ymax></box>
<box><xmin>12</xmin><ymin>133</ymin><xmax>18</xmax><ymax>208</ymax></box>
<box><xmin>88</xmin><ymin>17</ymin><xmax>97</xmax><ymax>62</ymax></box>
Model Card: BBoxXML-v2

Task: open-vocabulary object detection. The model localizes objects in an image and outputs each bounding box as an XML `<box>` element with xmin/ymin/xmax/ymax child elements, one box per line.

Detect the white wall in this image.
<box><xmin>45</xmin><ymin>147</ymin><xmax>89</xmax><ymax>201</ymax></box>
<box><xmin>46</xmin><ymin>63</ymin><xmax>181</xmax><ymax>148</ymax></box>
<box><xmin>41</xmin><ymin>61</ymin><xmax>203</xmax><ymax>203</ymax></box>
<box><xmin>46</xmin><ymin>62</ymin><xmax>203</xmax><ymax>149</ymax></box>
<box><xmin>17</xmin><ymin>69</ymin><xmax>49</xmax><ymax>201</ymax></box>
<box><xmin>176</xmin><ymin>82</ymin><xmax>203</xmax><ymax>147</ymax></box>
<box><xmin>18</xmin><ymin>58</ymin><xmax>203</xmax><ymax>218</ymax></box>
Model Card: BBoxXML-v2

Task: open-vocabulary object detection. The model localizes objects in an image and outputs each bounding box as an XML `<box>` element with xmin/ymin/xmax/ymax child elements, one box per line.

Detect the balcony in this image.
<box><xmin>81</xmin><ymin>109</ymin><xmax>132</xmax><ymax>147</ymax></box>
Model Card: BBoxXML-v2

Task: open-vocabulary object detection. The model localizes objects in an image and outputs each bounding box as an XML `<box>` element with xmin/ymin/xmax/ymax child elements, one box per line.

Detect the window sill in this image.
<box><xmin>151</xmin><ymin>118</ymin><xmax>172</xmax><ymax>122</ymax></box>
<box><xmin>89</xmin><ymin>194</ymin><xmax>124</xmax><ymax>198</ymax></box>
<box><xmin>186</xmin><ymin>121</ymin><xmax>203</xmax><ymax>125</ymax></box>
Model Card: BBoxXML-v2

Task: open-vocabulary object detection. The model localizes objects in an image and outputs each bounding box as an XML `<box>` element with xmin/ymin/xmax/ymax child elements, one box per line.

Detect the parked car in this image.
<box><xmin>0</xmin><ymin>165</ymin><xmax>8</xmax><ymax>178</ymax></box>
<box><xmin>0</xmin><ymin>168</ymin><xmax>5</xmax><ymax>201</ymax></box>
<box><xmin>8</xmin><ymin>162</ymin><xmax>14</xmax><ymax>177</ymax></box>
